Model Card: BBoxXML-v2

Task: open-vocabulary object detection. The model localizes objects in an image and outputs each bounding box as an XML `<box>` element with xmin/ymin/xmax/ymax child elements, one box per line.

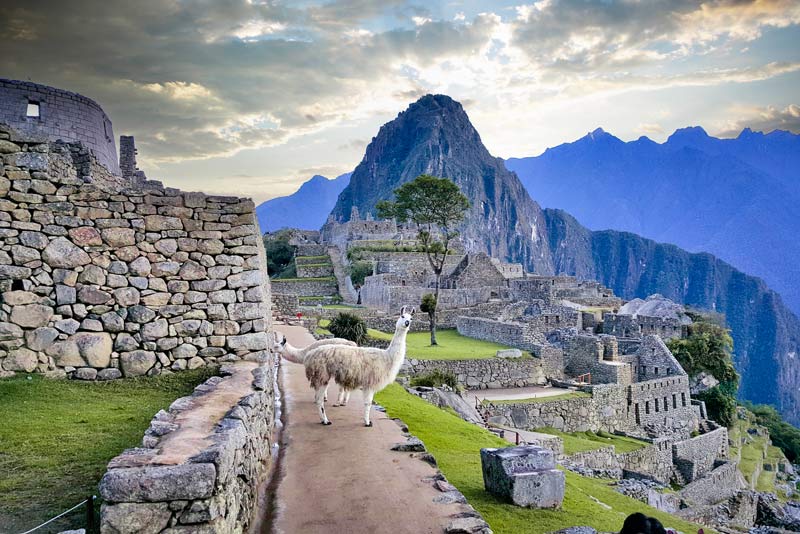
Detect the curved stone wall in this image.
<box><xmin>0</xmin><ymin>79</ymin><xmax>119</xmax><ymax>174</ymax></box>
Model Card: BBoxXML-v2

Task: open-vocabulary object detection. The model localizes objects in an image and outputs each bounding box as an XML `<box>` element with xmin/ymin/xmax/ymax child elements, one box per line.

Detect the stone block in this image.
<box><xmin>42</xmin><ymin>237</ymin><xmax>91</xmax><ymax>268</ymax></box>
<box><xmin>481</xmin><ymin>445</ymin><xmax>564</xmax><ymax>509</ymax></box>
<box><xmin>120</xmin><ymin>350</ymin><xmax>157</xmax><ymax>377</ymax></box>
<box><xmin>10</xmin><ymin>304</ymin><xmax>53</xmax><ymax>328</ymax></box>
<box><xmin>99</xmin><ymin>463</ymin><xmax>216</xmax><ymax>502</ymax></box>
<box><xmin>100</xmin><ymin>502</ymin><xmax>172</xmax><ymax>534</ymax></box>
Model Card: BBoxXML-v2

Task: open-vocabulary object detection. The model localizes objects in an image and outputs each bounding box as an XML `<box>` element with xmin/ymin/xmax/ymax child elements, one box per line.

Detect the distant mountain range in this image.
<box><xmin>257</xmin><ymin>95</ymin><xmax>800</xmax><ymax>425</ymax></box>
<box><xmin>506</xmin><ymin>126</ymin><xmax>800</xmax><ymax>315</ymax></box>
<box><xmin>256</xmin><ymin>172</ymin><xmax>350</xmax><ymax>233</ymax></box>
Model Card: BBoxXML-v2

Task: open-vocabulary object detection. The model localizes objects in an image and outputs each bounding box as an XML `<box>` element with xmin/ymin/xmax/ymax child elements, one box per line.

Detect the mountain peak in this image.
<box><xmin>667</xmin><ymin>126</ymin><xmax>710</xmax><ymax>144</ymax></box>
<box><xmin>328</xmin><ymin>93</ymin><xmax>555</xmax><ymax>273</ymax></box>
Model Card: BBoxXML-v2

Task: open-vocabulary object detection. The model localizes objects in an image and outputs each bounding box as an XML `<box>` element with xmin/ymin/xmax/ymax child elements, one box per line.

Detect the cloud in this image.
<box><xmin>716</xmin><ymin>104</ymin><xmax>800</xmax><ymax>137</ymax></box>
<box><xmin>637</xmin><ymin>123</ymin><xmax>665</xmax><ymax>136</ymax></box>
<box><xmin>510</xmin><ymin>0</ymin><xmax>800</xmax><ymax>70</ymax></box>
<box><xmin>0</xmin><ymin>0</ymin><xmax>797</xmax><ymax>189</ymax></box>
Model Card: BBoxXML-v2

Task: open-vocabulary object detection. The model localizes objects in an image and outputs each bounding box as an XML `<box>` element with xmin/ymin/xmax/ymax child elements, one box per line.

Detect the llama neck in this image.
<box><xmin>281</xmin><ymin>342</ymin><xmax>304</xmax><ymax>364</ymax></box>
<box><xmin>384</xmin><ymin>326</ymin><xmax>409</xmax><ymax>381</ymax></box>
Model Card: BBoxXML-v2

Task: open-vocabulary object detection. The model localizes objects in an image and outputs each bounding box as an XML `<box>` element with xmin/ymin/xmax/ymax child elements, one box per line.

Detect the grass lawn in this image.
<box><xmin>317</xmin><ymin>321</ymin><xmax>515</xmax><ymax>360</ymax></box>
<box><xmin>535</xmin><ymin>427</ymin><xmax>648</xmax><ymax>455</ymax></box>
<box><xmin>375</xmin><ymin>384</ymin><xmax>712</xmax><ymax>534</ymax></box>
<box><xmin>0</xmin><ymin>369</ymin><xmax>215</xmax><ymax>532</ymax></box>
<box><xmin>739</xmin><ymin>434</ymin><xmax>767</xmax><ymax>485</ymax></box>
<box><xmin>483</xmin><ymin>392</ymin><xmax>590</xmax><ymax>405</ymax></box>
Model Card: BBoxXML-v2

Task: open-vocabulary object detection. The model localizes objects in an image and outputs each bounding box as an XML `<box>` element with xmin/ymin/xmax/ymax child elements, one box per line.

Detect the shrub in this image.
<box><xmin>409</xmin><ymin>369</ymin><xmax>458</xmax><ymax>389</ymax></box>
<box><xmin>327</xmin><ymin>312</ymin><xmax>367</xmax><ymax>344</ymax></box>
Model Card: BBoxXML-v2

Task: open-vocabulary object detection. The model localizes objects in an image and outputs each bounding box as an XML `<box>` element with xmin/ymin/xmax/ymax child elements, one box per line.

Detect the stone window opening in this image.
<box><xmin>11</xmin><ymin>279</ymin><xmax>24</xmax><ymax>291</ymax></box>
<box><xmin>673</xmin><ymin>394</ymin><xmax>677</xmax><ymax>409</ymax></box>
<box><xmin>654</xmin><ymin>400</ymin><xmax>659</xmax><ymax>413</ymax></box>
<box><xmin>654</xmin><ymin>366</ymin><xmax>659</xmax><ymax>376</ymax></box>
<box><xmin>681</xmin><ymin>392</ymin><xmax>687</xmax><ymax>407</ymax></box>
<box><xmin>635</xmin><ymin>403</ymin><xmax>641</xmax><ymax>424</ymax></box>
<box><xmin>26</xmin><ymin>100</ymin><xmax>40</xmax><ymax>118</ymax></box>
<box><xmin>663</xmin><ymin>397</ymin><xmax>668</xmax><ymax>411</ymax></box>
<box><xmin>645</xmin><ymin>401</ymin><xmax>650</xmax><ymax>415</ymax></box>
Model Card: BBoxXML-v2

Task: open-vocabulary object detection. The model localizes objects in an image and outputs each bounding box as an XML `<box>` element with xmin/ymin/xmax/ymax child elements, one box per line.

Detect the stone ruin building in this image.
<box><xmin>0</xmin><ymin>79</ymin><xmax>278</xmax><ymax>532</ymax></box>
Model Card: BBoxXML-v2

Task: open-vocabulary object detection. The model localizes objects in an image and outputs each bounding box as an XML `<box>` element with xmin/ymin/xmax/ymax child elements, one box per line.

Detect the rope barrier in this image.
<box><xmin>18</xmin><ymin>495</ymin><xmax>95</xmax><ymax>534</ymax></box>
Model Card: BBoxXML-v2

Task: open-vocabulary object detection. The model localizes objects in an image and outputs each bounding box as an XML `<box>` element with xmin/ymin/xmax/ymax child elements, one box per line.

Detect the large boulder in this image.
<box><xmin>120</xmin><ymin>350</ymin><xmax>157</xmax><ymax>377</ymax></box>
<box><xmin>42</xmin><ymin>237</ymin><xmax>91</xmax><ymax>268</ymax></box>
<box><xmin>10</xmin><ymin>304</ymin><xmax>53</xmax><ymax>328</ymax></box>
<box><xmin>481</xmin><ymin>445</ymin><xmax>564</xmax><ymax>509</ymax></box>
<box><xmin>72</xmin><ymin>332</ymin><xmax>113</xmax><ymax>368</ymax></box>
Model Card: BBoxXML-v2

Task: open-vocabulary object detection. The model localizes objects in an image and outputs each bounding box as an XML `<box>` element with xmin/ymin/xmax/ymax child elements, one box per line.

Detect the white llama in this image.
<box><xmin>271</xmin><ymin>333</ymin><xmax>357</xmax><ymax>405</ymax></box>
<box><xmin>303</xmin><ymin>306</ymin><xmax>415</xmax><ymax>427</ymax></box>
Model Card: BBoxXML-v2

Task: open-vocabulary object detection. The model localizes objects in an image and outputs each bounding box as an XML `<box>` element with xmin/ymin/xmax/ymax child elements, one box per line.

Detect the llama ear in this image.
<box><xmin>410</xmin><ymin>307</ymin><xmax>416</xmax><ymax>316</ymax></box>
<box><xmin>400</xmin><ymin>305</ymin><xmax>407</xmax><ymax>316</ymax></box>
<box><xmin>281</xmin><ymin>337</ymin><xmax>287</xmax><ymax>346</ymax></box>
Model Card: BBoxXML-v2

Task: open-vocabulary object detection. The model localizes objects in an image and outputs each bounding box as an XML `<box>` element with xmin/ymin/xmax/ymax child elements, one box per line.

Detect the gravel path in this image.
<box><xmin>268</xmin><ymin>324</ymin><xmax>464</xmax><ymax>534</ymax></box>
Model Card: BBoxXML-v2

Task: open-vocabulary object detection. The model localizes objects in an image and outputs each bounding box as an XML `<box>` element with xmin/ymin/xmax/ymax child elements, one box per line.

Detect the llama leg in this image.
<box><xmin>363</xmin><ymin>389</ymin><xmax>375</xmax><ymax>427</ymax></box>
<box><xmin>343</xmin><ymin>389</ymin><xmax>351</xmax><ymax>406</ymax></box>
<box><xmin>315</xmin><ymin>385</ymin><xmax>331</xmax><ymax>425</ymax></box>
<box><xmin>333</xmin><ymin>386</ymin><xmax>344</xmax><ymax>407</ymax></box>
<box><xmin>324</xmin><ymin>383</ymin><xmax>329</xmax><ymax>402</ymax></box>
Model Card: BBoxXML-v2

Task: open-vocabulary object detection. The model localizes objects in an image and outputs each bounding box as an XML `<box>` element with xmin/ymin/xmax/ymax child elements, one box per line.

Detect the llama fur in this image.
<box><xmin>272</xmin><ymin>333</ymin><xmax>357</xmax><ymax>405</ymax></box>
<box><xmin>303</xmin><ymin>306</ymin><xmax>415</xmax><ymax>426</ymax></box>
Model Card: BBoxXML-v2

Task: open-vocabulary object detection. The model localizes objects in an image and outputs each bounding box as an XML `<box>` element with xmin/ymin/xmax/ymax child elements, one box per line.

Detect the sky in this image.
<box><xmin>2</xmin><ymin>0</ymin><xmax>799</xmax><ymax>203</ymax></box>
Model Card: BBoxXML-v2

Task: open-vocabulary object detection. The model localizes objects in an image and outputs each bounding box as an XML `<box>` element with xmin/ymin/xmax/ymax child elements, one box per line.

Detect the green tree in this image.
<box><xmin>348</xmin><ymin>261</ymin><xmax>373</xmax><ymax>287</ymax></box>
<box><xmin>667</xmin><ymin>315</ymin><xmax>738</xmax><ymax>390</ymax></box>
<box><xmin>263</xmin><ymin>230</ymin><xmax>295</xmax><ymax>278</ymax></box>
<box><xmin>377</xmin><ymin>175</ymin><xmax>470</xmax><ymax>345</ymax></box>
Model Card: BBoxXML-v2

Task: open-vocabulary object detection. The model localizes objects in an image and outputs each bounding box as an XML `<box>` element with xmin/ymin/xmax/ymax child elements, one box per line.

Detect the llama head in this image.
<box><xmin>271</xmin><ymin>332</ymin><xmax>287</xmax><ymax>352</ymax></box>
<box><xmin>397</xmin><ymin>306</ymin><xmax>416</xmax><ymax>330</ymax></box>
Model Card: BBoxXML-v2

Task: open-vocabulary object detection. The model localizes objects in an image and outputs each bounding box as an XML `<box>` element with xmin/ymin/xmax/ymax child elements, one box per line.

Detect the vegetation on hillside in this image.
<box><xmin>535</xmin><ymin>428</ymin><xmax>648</xmax><ymax>455</ymax></box>
<box><xmin>0</xmin><ymin>369</ymin><xmax>216</xmax><ymax>532</ymax></box>
<box><xmin>263</xmin><ymin>229</ymin><xmax>296</xmax><ymax>278</ymax></box>
<box><xmin>742</xmin><ymin>402</ymin><xmax>800</xmax><ymax>463</ymax></box>
<box><xmin>375</xmin><ymin>384</ymin><xmax>710</xmax><ymax>534</ymax></box>
<box><xmin>667</xmin><ymin>312</ymin><xmax>739</xmax><ymax>427</ymax></box>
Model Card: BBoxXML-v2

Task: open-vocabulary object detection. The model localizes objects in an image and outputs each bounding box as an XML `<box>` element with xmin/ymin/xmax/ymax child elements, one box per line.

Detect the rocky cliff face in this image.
<box><xmin>326</xmin><ymin>94</ymin><xmax>800</xmax><ymax>426</ymax></box>
<box><xmin>330</xmin><ymin>94</ymin><xmax>554</xmax><ymax>275</ymax></box>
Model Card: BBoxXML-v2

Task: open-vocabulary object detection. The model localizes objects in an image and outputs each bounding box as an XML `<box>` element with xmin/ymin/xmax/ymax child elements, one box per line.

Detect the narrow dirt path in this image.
<box><xmin>268</xmin><ymin>324</ymin><xmax>462</xmax><ymax>534</ymax></box>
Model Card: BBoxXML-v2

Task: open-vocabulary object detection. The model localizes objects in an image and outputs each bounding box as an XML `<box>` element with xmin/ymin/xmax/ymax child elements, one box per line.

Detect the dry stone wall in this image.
<box><xmin>402</xmin><ymin>356</ymin><xmax>547</xmax><ymax>389</ymax></box>
<box><xmin>672</xmin><ymin>426</ymin><xmax>728</xmax><ymax>484</ymax></box>
<box><xmin>100</xmin><ymin>363</ymin><xmax>276</xmax><ymax>533</ymax></box>
<box><xmin>0</xmin><ymin>124</ymin><xmax>272</xmax><ymax>379</ymax></box>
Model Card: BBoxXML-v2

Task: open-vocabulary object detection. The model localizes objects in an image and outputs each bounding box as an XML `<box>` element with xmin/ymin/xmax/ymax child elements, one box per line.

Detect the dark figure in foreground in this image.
<box><xmin>620</xmin><ymin>513</ymin><xmax>667</xmax><ymax>534</ymax></box>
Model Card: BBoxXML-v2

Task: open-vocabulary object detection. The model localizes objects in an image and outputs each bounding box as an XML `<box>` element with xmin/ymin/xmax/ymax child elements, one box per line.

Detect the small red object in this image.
<box><xmin>296</xmin><ymin>313</ymin><xmax>303</xmax><ymax>319</ymax></box>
